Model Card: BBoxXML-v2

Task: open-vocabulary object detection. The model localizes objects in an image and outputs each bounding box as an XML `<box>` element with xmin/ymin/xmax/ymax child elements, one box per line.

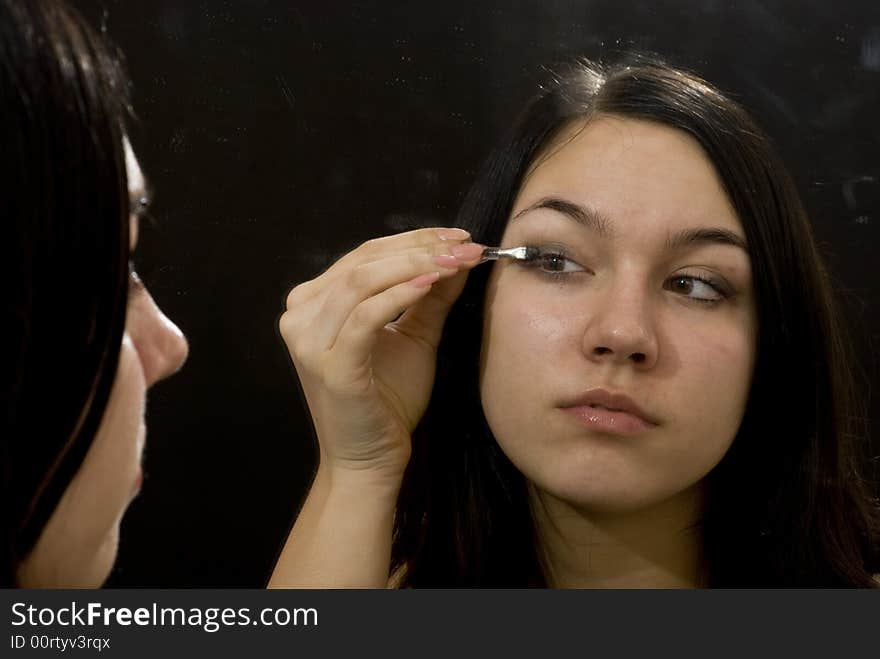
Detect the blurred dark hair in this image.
<box><xmin>0</xmin><ymin>0</ymin><xmax>132</xmax><ymax>586</ymax></box>
<box><xmin>392</xmin><ymin>55</ymin><xmax>880</xmax><ymax>587</ymax></box>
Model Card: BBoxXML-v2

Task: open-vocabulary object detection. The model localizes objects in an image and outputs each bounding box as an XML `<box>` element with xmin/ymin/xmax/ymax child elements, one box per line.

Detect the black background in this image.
<box><xmin>3</xmin><ymin>590</ymin><xmax>877</xmax><ymax>656</ymax></box>
<box><xmin>67</xmin><ymin>0</ymin><xmax>879</xmax><ymax>586</ymax></box>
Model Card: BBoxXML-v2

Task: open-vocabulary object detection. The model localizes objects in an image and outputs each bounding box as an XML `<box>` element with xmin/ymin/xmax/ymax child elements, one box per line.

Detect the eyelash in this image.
<box><xmin>516</xmin><ymin>243</ymin><xmax>733</xmax><ymax>306</ymax></box>
<box><xmin>517</xmin><ymin>243</ymin><xmax>585</xmax><ymax>280</ymax></box>
<box><xmin>132</xmin><ymin>196</ymin><xmax>150</xmax><ymax>217</ymax></box>
<box><xmin>667</xmin><ymin>272</ymin><xmax>731</xmax><ymax>306</ymax></box>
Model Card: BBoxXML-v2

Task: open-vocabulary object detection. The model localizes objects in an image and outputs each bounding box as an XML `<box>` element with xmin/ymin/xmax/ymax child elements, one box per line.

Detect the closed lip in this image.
<box><xmin>559</xmin><ymin>388</ymin><xmax>660</xmax><ymax>426</ymax></box>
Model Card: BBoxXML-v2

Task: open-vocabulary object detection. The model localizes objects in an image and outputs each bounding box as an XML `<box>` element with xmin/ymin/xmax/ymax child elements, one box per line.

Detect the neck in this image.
<box><xmin>530</xmin><ymin>483</ymin><xmax>706</xmax><ymax>589</ymax></box>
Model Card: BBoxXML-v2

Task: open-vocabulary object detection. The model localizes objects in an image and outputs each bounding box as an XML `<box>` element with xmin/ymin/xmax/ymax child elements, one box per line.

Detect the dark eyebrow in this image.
<box><xmin>511</xmin><ymin>196</ymin><xmax>612</xmax><ymax>238</ymax></box>
<box><xmin>511</xmin><ymin>195</ymin><xmax>748</xmax><ymax>254</ymax></box>
<box><xmin>665</xmin><ymin>226</ymin><xmax>748</xmax><ymax>253</ymax></box>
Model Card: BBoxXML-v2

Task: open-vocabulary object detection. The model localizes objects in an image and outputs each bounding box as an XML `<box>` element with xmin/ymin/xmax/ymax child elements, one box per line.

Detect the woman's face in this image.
<box><xmin>17</xmin><ymin>141</ymin><xmax>189</xmax><ymax>587</ymax></box>
<box><xmin>480</xmin><ymin>116</ymin><xmax>757</xmax><ymax>515</ymax></box>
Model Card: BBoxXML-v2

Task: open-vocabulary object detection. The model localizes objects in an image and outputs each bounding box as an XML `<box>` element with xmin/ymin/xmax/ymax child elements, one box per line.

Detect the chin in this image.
<box><xmin>523</xmin><ymin>455</ymin><xmax>679</xmax><ymax>516</ymax></box>
<box><xmin>534</xmin><ymin>481</ymin><xmax>666</xmax><ymax>516</ymax></box>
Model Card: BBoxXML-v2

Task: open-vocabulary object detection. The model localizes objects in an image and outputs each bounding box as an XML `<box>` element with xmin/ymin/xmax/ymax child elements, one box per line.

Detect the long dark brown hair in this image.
<box><xmin>392</xmin><ymin>55</ymin><xmax>880</xmax><ymax>587</ymax></box>
<box><xmin>0</xmin><ymin>0</ymin><xmax>132</xmax><ymax>585</ymax></box>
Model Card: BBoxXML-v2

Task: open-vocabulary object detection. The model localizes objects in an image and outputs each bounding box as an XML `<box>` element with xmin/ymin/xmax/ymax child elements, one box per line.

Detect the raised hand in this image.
<box><xmin>279</xmin><ymin>227</ymin><xmax>484</xmax><ymax>481</ymax></box>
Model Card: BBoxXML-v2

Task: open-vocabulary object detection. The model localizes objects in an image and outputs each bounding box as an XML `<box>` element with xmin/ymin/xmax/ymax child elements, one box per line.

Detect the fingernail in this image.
<box><xmin>451</xmin><ymin>242</ymin><xmax>484</xmax><ymax>260</ymax></box>
<box><xmin>409</xmin><ymin>271</ymin><xmax>441</xmax><ymax>288</ymax></box>
<box><xmin>433</xmin><ymin>254</ymin><xmax>460</xmax><ymax>269</ymax></box>
<box><xmin>436</xmin><ymin>228</ymin><xmax>471</xmax><ymax>241</ymax></box>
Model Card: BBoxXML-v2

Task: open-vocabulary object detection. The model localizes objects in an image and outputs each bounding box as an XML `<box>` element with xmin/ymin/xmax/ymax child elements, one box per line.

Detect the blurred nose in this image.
<box><xmin>126</xmin><ymin>287</ymin><xmax>189</xmax><ymax>387</ymax></box>
<box><xmin>581</xmin><ymin>274</ymin><xmax>658</xmax><ymax>370</ymax></box>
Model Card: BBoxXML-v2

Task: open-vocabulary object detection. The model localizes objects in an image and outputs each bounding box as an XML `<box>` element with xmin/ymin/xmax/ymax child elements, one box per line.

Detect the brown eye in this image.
<box><xmin>132</xmin><ymin>196</ymin><xmax>150</xmax><ymax>215</ymax></box>
<box><xmin>518</xmin><ymin>244</ymin><xmax>588</xmax><ymax>278</ymax></box>
<box><xmin>670</xmin><ymin>277</ymin><xmax>694</xmax><ymax>294</ymax></box>
<box><xmin>538</xmin><ymin>254</ymin><xmax>568</xmax><ymax>272</ymax></box>
<box><xmin>664</xmin><ymin>274</ymin><xmax>728</xmax><ymax>304</ymax></box>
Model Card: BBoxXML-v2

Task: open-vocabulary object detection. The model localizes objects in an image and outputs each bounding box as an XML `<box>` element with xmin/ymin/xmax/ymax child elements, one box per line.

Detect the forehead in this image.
<box><xmin>123</xmin><ymin>137</ymin><xmax>145</xmax><ymax>196</ymax></box>
<box><xmin>514</xmin><ymin>115</ymin><xmax>740</xmax><ymax>235</ymax></box>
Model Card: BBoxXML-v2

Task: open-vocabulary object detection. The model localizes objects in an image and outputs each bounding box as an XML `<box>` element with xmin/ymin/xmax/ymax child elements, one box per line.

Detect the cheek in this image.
<box><xmin>668</xmin><ymin>311</ymin><xmax>755</xmax><ymax>437</ymax></box>
<box><xmin>17</xmin><ymin>338</ymin><xmax>147</xmax><ymax>587</ymax></box>
<box><xmin>480</xmin><ymin>272</ymin><xmax>578</xmax><ymax>423</ymax></box>
<box><xmin>76</xmin><ymin>335</ymin><xmax>147</xmax><ymax>519</ymax></box>
<box><xmin>492</xmin><ymin>291</ymin><xmax>573</xmax><ymax>351</ymax></box>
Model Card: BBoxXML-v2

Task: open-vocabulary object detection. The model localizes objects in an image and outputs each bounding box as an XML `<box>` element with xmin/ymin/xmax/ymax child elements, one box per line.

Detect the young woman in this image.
<box><xmin>272</xmin><ymin>56</ymin><xmax>880</xmax><ymax>587</ymax></box>
<box><xmin>1</xmin><ymin>0</ymin><xmax>188</xmax><ymax>586</ymax></box>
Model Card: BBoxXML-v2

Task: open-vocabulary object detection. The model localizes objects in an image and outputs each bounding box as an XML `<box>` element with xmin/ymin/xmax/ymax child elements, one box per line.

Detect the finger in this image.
<box><xmin>309</xmin><ymin>246</ymin><xmax>467</xmax><ymax>351</ymax></box>
<box><xmin>357</xmin><ymin>227</ymin><xmax>471</xmax><ymax>260</ymax></box>
<box><xmin>283</xmin><ymin>237</ymin><xmax>468</xmax><ymax>346</ymax></box>
<box><xmin>286</xmin><ymin>227</ymin><xmax>470</xmax><ymax>309</ymax></box>
<box><xmin>391</xmin><ymin>245</ymin><xmax>482</xmax><ymax>348</ymax></box>
<box><xmin>329</xmin><ymin>272</ymin><xmax>441</xmax><ymax>377</ymax></box>
<box><xmin>394</xmin><ymin>243</ymin><xmax>483</xmax><ymax>348</ymax></box>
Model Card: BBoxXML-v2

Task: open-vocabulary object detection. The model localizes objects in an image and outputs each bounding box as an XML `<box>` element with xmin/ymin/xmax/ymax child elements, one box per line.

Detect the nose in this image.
<box><xmin>126</xmin><ymin>287</ymin><xmax>189</xmax><ymax>386</ymax></box>
<box><xmin>581</xmin><ymin>276</ymin><xmax>658</xmax><ymax>370</ymax></box>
